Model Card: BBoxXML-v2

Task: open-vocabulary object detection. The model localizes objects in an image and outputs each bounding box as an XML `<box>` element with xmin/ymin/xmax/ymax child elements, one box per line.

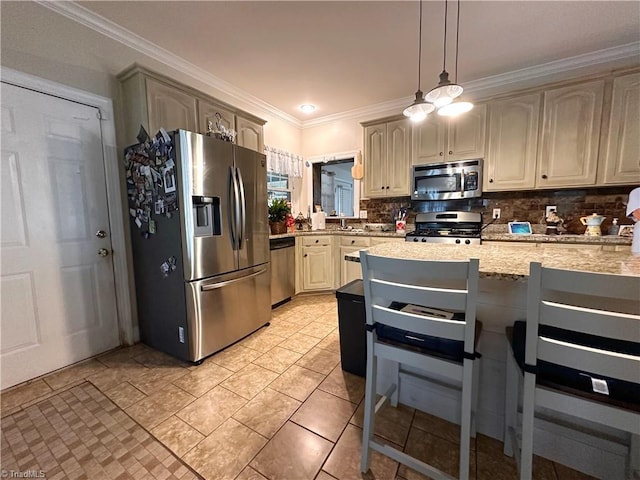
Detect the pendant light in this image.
<box><xmin>425</xmin><ymin>0</ymin><xmax>463</xmax><ymax>108</ymax></box>
<box><xmin>438</xmin><ymin>0</ymin><xmax>474</xmax><ymax>116</ymax></box>
<box><xmin>403</xmin><ymin>1</ymin><xmax>434</xmax><ymax>122</ymax></box>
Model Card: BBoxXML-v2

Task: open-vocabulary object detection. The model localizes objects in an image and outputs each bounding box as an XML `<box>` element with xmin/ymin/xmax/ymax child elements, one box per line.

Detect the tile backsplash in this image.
<box><xmin>360</xmin><ymin>186</ymin><xmax>636</xmax><ymax>233</ymax></box>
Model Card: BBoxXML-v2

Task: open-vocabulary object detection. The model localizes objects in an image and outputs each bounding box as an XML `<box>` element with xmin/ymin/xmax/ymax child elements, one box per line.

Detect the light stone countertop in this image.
<box><xmin>344</xmin><ymin>243</ymin><xmax>640</xmax><ymax>280</ymax></box>
<box><xmin>481</xmin><ymin>232</ymin><xmax>631</xmax><ymax>245</ymax></box>
<box><xmin>270</xmin><ymin>230</ymin><xmax>632</xmax><ymax>245</ymax></box>
<box><xmin>269</xmin><ymin>230</ymin><xmax>405</xmax><ymax>240</ymax></box>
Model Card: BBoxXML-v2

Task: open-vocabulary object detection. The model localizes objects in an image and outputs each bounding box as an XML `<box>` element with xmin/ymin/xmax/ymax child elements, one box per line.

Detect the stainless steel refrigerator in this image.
<box><xmin>126</xmin><ymin>130</ymin><xmax>270</xmax><ymax>363</ymax></box>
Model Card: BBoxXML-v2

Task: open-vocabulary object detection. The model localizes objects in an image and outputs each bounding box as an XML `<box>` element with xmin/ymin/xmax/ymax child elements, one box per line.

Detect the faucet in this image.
<box><xmin>340</xmin><ymin>218</ymin><xmax>347</xmax><ymax>229</ymax></box>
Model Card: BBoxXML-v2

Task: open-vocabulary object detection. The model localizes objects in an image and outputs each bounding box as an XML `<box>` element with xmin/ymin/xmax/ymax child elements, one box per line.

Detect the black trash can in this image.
<box><xmin>335</xmin><ymin>279</ymin><xmax>366</xmax><ymax>377</ymax></box>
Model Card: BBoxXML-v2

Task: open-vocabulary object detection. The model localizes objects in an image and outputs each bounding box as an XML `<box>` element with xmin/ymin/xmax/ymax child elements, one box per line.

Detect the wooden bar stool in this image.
<box><xmin>503</xmin><ymin>262</ymin><xmax>640</xmax><ymax>479</ymax></box>
<box><xmin>359</xmin><ymin>252</ymin><xmax>481</xmax><ymax>480</ymax></box>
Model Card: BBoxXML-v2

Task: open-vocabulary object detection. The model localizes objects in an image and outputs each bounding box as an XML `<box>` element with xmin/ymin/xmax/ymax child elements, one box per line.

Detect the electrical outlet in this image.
<box><xmin>359</xmin><ymin>210</ymin><xmax>368</xmax><ymax>219</ymax></box>
<box><xmin>493</xmin><ymin>208</ymin><xmax>501</xmax><ymax>219</ymax></box>
<box><xmin>546</xmin><ymin>205</ymin><xmax>557</xmax><ymax>217</ymax></box>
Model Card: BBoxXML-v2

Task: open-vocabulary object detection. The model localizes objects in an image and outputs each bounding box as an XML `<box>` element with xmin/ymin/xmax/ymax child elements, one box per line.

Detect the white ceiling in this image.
<box><xmin>6</xmin><ymin>1</ymin><xmax>640</xmax><ymax>124</ymax></box>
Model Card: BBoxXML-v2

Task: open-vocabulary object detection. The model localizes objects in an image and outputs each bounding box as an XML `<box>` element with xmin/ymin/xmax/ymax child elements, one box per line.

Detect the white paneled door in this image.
<box><xmin>1</xmin><ymin>83</ymin><xmax>119</xmax><ymax>389</ymax></box>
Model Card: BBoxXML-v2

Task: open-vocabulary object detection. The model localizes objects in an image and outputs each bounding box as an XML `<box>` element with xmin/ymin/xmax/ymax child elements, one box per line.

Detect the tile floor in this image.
<box><xmin>1</xmin><ymin>293</ymin><xmax>596</xmax><ymax>480</ymax></box>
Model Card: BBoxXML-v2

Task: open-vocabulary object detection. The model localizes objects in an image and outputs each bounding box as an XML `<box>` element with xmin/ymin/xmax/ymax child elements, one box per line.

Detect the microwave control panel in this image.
<box><xmin>463</xmin><ymin>171</ymin><xmax>479</xmax><ymax>191</ymax></box>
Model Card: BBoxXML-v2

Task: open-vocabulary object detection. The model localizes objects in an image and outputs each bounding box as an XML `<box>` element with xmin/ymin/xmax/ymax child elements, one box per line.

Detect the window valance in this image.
<box><xmin>264</xmin><ymin>145</ymin><xmax>303</xmax><ymax>178</ymax></box>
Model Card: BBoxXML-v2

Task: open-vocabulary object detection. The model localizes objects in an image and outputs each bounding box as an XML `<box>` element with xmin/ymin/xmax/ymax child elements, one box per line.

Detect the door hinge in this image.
<box><xmin>96</xmin><ymin>110</ymin><xmax>103</xmax><ymax>120</ymax></box>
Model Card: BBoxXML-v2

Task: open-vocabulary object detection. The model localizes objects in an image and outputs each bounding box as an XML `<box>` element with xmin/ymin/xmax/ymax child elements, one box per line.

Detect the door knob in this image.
<box><xmin>98</xmin><ymin>248</ymin><xmax>110</xmax><ymax>257</ymax></box>
<box><xmin>96</xmin><ymin>230</ymin><xmax>107</xmax><ymax>238</ymax></box>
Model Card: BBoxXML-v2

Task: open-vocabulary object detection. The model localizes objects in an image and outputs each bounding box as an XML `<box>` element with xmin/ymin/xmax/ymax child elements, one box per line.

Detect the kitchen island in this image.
<box><xmin>343</xmin><ymin>242</ymin><xmax>638</xmax><ymax>479</ymax></box>
<box><xmin>344</xmin><ymin>241</ymin><xmax>640</xmax><ymax>278</ymax></box>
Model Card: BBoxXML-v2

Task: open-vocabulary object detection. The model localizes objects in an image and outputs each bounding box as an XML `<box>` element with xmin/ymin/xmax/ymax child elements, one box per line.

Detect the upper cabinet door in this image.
<box><xmin>146</xmin><ymin>77</ymin><xmax>198</xmax><ymax>134</ymax></box>
<box><xmin>363</xmin><ymin>124</ymin><xmax>387</xmax><ymax>198</ymax></box>
<box><xmin>537</xmin><ymin>80</ymin><xmax>604</xmax><ymax>188</ymax></box>
<box><xmin>600</xmin><ymin>72</ymin><xmax>640</xmax><ymax>185</ymax></box>
<box><xmin>448</xmin><ymin>104</ymin><xmax>487</xmax><ymax>161</ymax></box>
<box><xmin>198</xmin><ymin>99</ymin><xmax>235</xmax><ymax>136</ymax></box>
<box><xmin>386</xmin><ymin>119</ymin><xmax>411</xmax><ymax>196</ymax></box>
<box><xmin>412</xmin><ymin>115</ymin><xmax>446</xmax><ymax>164</ymax></box>
<box><xmin>236</xmin><ymin>116</ymin><xmax>264</xmax><ymax>153</ymax></box>
<box><xmin>485</xmin><ymin>94</ymin><xmax>541</xmax><ymax>191</ymax></box>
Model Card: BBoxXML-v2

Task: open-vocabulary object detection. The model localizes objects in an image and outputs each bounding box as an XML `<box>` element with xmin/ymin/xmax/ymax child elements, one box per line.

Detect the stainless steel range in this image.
<box><xmin>405</xmin><ymin>211</ymin><xmax>482</xmax><ymax>245</ymax></box>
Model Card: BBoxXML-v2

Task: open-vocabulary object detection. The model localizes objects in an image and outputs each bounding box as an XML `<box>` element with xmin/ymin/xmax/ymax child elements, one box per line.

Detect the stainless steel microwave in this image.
<box><xmin>411</xmin><ymin>159</ymin><xmax>483</xmax><ymax>201</ymax></box>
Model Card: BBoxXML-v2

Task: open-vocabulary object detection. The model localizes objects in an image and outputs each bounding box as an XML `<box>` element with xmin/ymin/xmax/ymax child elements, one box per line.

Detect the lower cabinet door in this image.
<box><xmin>302</xmin><ymin>246</ymin><xmax>334</xmax><ymax>291</ymax></box>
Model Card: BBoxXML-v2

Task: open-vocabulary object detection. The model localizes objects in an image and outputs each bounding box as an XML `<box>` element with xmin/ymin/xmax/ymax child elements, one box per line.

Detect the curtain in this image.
<box><xmin>264</xmin><ymin>145</ymin><xmax>303</xmax><ymax>178</ymax></box>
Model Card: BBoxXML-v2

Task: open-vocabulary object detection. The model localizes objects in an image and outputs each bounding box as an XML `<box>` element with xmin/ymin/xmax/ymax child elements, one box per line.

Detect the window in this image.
<box><xmin>313</xmin><ymin>160</ymin><xmax>354</xmax><ymax>216</ymax></box>
<box><xmin>267</xmin><ymin>171</ymin><xmax>291</xmax><ymax>202</ymax></box>
<box><xmin>305</xmin><ymin>151</ymin><xmax>360</xmax><ymax>218</ymax></box>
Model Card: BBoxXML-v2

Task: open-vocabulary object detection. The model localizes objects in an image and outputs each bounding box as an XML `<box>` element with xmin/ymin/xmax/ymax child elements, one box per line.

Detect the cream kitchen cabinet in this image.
<box><xmin>484</xmin><ymin>93</ymin><xmax>542</xmax><ymax>191</ymax></box>
<box><xmin>236</xmin><ymin>115</ymin><xmax>265</xmax><ymax>153</ymax></box>
<box><xmin>198</xmin><ymin>99</ymin><xmax>235</xmax><ymax>136</ymax></box>
<box><xmin>362</xmin><ymin>118</ymin><xmax>411</xmax><ymax>198</ymax></box>
<box><xmin>119</xmin><ymin>66</ymin><xmax>265</xmax><ymax>152</ymax></box>
<box><xmin>536</xmin><ymin>80</ymin><xmax>604</xmax><ymax>188</ymax></box>
<box><xmin>599</xmin><ymin>72</ymin><xmax>640</xmax><ymax>185</ymax></box>
<box><xmin>120</xmin><ymin>71</ymin><xmax>198</xmax><ymax>142</ymax></box>
<box><xmin>412</xmin><ymin>104</ymin><xmax>486</xmax><ymax>165</ymax></box>
<box><xmin>296</xmin><ymin>236</ymin><xmax>335</xmax><ymax>292</ymax></box>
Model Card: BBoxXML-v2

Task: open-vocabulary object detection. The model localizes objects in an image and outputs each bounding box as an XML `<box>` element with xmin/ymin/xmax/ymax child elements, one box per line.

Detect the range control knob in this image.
<box><xmin>465</xmin><ymin>239</ymin><xmax>471</xmax><ymax>245</ymax></box>
<box><xmin>455</xmin><ymin>239</ymin><xmax>461</xmax><ymax>244</ymax></box>
<box><xmin>413</xmin><ymin>237</ymin><xmax>419</xmax><ymax>242</ymax></box>
<box><xmin>421</xmin><ymin>238</ymin><xmax>427</xmax><ymax>242</ymax></box>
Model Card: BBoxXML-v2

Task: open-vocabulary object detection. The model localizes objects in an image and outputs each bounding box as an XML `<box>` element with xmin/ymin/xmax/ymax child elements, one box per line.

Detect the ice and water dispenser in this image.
<box><xmin>192</xmin><ymin>196</ymin><xmax>221</xmax><ymax>237</ymax></box>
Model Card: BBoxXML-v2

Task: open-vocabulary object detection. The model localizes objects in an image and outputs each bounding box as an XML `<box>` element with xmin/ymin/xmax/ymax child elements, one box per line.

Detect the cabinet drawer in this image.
<box><xmin>301</xmin><ymin>235</ymin><xmax>333</xmax><ymax>246</ymax></box>
<box><xmin>340</xmin><ymin>236</ymin><xmax>370</xmax><ymax>247</ymax></box>
<box><xmin>370</xmin><ymin>237</ymin><xmax>404</xmax><ymax>246</ymax></box>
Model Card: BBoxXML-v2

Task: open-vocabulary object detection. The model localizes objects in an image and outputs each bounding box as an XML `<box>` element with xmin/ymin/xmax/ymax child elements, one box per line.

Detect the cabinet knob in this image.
<box><xmin>541</xmin><ymin>174</ymin><xmax>548</xmax><ymax>179</ymax></box>
<box><xmin>489</xmin><ymin>179</ymin><xmax>494</xmax><ymax>183</ymax></box>
<box><xmin>448</xmin><ymin>150</ymin><xmax>453</xmax><ymax>155</ymax></box>
<box><xmin>304</xmin><ymin>253</ymin><xmax>308</xmax><ymax>257</ymax></box>
<box><xmin>315</xmin><ymin>239</ymin><xmax>319</xmax><ymax>243</ymax></box>
<box><xmin>351</xmin><ymin>240</ymin><xmax>355</xmax><ymax>244</ymax></box>
<box><xmin>439</xmin><ymin>152</ymin><xmax>444</xmax><ymax>156</ymax></box>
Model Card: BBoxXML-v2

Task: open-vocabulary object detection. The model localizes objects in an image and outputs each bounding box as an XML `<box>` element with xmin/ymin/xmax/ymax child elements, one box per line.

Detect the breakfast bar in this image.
<box><xmin>344</xmin><ymin>242</ymin><xmax>639</xmax><ymax>478</ymax></box>
<box><xmin>344</xmin><ymin>241</ymin><xmax>640</xmax><ymax>278</ymax></box>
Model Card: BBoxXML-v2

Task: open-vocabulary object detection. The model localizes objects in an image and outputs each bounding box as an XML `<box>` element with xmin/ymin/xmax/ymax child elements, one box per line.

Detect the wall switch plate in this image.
<box><xmin>493</xmin><ymin>208</ymin><xmax>501</xmax><ymax>219</ymax></box>
<box><xmin>359</xmin><ymin>210</ymin><xmax>368</xmax><ymax>219</ymax></box>
<box><xmin>546</xmin><ymin>205</ymin><xmax>557</xmax><ymax>217</ymax></box>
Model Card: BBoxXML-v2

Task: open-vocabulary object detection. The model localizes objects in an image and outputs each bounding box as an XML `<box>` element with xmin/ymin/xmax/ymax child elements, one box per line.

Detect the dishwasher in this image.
<box><xmin>270</xmin><ymin>236</ymin><xmax>295</xmax><ymax>307</ymax></box>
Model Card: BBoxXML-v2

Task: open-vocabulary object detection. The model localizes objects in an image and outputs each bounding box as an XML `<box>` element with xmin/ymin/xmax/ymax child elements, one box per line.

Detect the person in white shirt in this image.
<box><xmin>626</xmin><ymin>187</ymin><xmax>640</xmax><ymax>254</ymax></box>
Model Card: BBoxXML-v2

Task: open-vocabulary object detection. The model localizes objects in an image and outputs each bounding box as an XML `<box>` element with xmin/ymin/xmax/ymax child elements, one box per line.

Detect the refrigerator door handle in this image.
<box><xmin>236</xmin><ymin>166</ymin><xmax>247</xmax><ymax>249</ymax></box>
<box><xmin>228</xmin><ymin>165</ymin><xmax>240</xmax><ymax>250</ymax></box>
<box><xmin>200</xmin><ymin>268</ymin><xmax>267</xmax><ymax>291</ymax></box>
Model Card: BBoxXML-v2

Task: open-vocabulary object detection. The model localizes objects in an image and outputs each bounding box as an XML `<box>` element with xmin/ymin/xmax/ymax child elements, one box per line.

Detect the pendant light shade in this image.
<box><xmin>429</xmin><ymin>0</ymin><xmax>473</xmax><ymax>115</ymax></box>
<box><xmin>425</xmin><ymin>71</ymin><xmax>463</xmax><ymax>107</ymax></box>
<box><xmin>437</xmin><ymin>100</ymin><xmax>473</xmax><ymax>116</ymax></box>
<box><xmin>403</xmin><ymin>90</ymin><xmax>435</xmax><ymax>122</ymax></box>
<box><xmin>403</xmin><ymin>1</ymin><xmax>433</xmax><ymax>122</ymax></box>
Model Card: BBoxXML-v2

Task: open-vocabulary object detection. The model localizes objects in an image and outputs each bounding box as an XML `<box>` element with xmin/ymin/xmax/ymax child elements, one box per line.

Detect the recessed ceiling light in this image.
<box><xmin>299</xmin><ymin>104</ymin><xmax>316</xmax><ymax>113</ymax></box>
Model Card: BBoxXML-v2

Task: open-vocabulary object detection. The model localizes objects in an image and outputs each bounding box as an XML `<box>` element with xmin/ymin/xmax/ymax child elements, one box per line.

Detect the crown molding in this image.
<box><xmin>462</xmin><ymin>41</ymin><xmax>640</xmax><ymax>95</ymax></box>
<box><xmin>302</xmin><ymin>41</ymin><xmax>640</xmax><ymax>128</ymax></box>
<box><xmin>37</xmin><ymin>0</ymin><xmax>639</xmax><ymax>131</ymax></box>
<box><xmin>36</xmin><ymin>0</ymin><xmax>302</xmax><ymax>128</ymax></box>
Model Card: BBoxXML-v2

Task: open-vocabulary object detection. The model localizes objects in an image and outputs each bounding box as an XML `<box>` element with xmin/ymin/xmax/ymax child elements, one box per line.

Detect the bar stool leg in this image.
<box><xmin>360</xmin><ymin>333</ymin><xmax>378</xmax><ymax>473</ymax></box>
<box><xmin>520</xmin><ymin>372</ymin><xmax>536</xmax><ymax>480</ymax></box>
<box><xmin>503</xmin><ymin>347</ymin><xmax>519</xmax><ymax>457</ymax></box>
